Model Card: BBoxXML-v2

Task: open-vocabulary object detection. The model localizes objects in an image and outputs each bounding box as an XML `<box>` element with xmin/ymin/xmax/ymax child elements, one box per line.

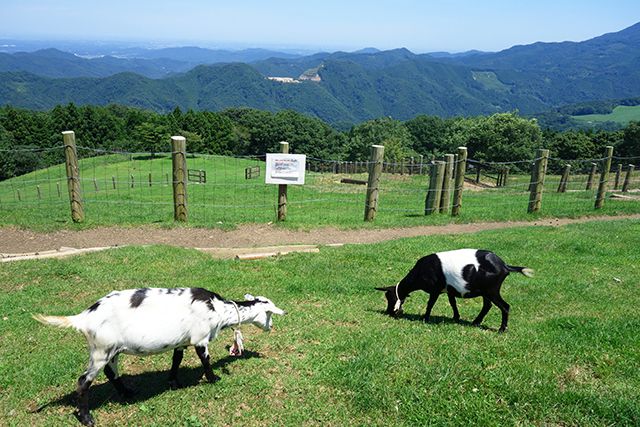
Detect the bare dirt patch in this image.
<box><xmin>2</xmin><ymin>214</ymin><xmax>640</xmax><ymax>258</ymax></box>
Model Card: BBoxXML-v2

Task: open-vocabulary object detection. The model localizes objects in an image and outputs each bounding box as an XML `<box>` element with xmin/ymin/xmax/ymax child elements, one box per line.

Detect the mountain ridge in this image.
<box><xmin>1</xmin><ymin>22</ymin><xmax>639</xmax><ymax>124</ymax></box>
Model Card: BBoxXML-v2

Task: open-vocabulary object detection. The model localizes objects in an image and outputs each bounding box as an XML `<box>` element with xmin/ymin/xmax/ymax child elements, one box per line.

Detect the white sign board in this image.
<box><xmin>265</xmin><ymin>153</ymin><xmax>306</xmax><ymax>185</ymax></box>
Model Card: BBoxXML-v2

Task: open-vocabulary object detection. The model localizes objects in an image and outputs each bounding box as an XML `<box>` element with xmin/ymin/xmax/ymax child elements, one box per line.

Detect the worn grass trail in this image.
<box><xmin>1</xmin><ymin>219</ymin><xmax>639</xmax><ymax>426</ymax></box>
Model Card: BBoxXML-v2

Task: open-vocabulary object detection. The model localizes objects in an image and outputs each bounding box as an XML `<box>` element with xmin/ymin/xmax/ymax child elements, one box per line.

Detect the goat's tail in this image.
<box><xmin>506</xmin><ymin>265</ymin><xmax>535</xmax><ymax>278</ymax></box>
<box><xmin>32</xmin><ymin>314</ymin><xmax>75</xmax><ymax>329</ymax></box>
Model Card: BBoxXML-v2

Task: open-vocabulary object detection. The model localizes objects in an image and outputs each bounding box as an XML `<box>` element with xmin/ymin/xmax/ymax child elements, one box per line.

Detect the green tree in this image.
<box><xmin>345</xmin><ymin>117</ymin><xmax>415</xmax><ymax>162</ymax></box>
<box><xmin>618</xmin><ymin>121</ymin><xmax>640</xmax><ymax>157</ymax></box>
<box><xmin>463</xmin><ymin>113</ymin><xmax>543</xmax><ymax>164</ymax></box>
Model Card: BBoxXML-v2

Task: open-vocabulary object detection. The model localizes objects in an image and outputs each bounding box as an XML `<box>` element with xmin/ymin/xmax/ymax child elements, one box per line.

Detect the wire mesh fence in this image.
<box><xmin>1</xmin><ymin>143</ymin><xmax>640</xmax><ymax>229</ymax></box>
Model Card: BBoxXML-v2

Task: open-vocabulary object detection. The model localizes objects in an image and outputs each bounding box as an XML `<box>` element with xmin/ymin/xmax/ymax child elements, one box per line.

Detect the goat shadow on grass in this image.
<box><xmin>34</xmin><ymin>350</ymin><xmax>262</xmax><ymax>415</ymax></box>
<box><xmin>369</xmin><ymin>309</ymin><xmax>497</xmax><ymax>332</ymax></box>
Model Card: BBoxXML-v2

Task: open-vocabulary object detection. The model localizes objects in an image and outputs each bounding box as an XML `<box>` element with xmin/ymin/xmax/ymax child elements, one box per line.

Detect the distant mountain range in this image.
<box><xmin>1</xmin><ymin>22</ymin><xmax>640</xmax><ymax>125</ymax></box>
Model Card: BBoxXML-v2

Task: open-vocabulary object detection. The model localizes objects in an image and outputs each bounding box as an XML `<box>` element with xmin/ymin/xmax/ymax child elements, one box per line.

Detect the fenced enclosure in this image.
<box><xmin>1</xmin><ymin>133</ymin><xmax>640</xmax><ymax>230</ymax></box>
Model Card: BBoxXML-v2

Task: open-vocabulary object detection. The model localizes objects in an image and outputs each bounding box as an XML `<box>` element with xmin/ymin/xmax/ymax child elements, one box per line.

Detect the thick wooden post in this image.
<box><xmin>425</xmin><ymin>161</ymin><xmax>445</xmax><ymax>215</ymax></box>
<box><xmin>503</xmin><ymin>166</ymin><xmax>510</xmax><ymax>187</ymax></box>
<box><xmin>586</xmin><ymin>162</ymin><xmax>597</xmax><ymax>190</ymax></box>
<box><xmin>62</xmin><ymin>131</ymin><xmax>84</xmax><ymax>222</ymax></box>
<box><xmin>614</xmin><ymin>164</ymin><xmax>622</xmax><ymax>190</ymax></box>
<box><xmin>439</xmin><ymin>154</ymin><xmax>455</xmax><ymax>213</ymax></box>
<box><xmin>622</xmin><ymin>164</ymin><xmax>634</xmax><ymax>193</ymax></box>
<box><xmin>419</xmin><ymin>155</ymin><xmax>424</xmax><ymax>175</ymax></box>
<box><xmin>595</xmin><ymin>146</ymin><xmax>614</xmax><ymax>209</ymax></box>
<box><xmin>527</xmin><ymin>149</ymin><xmax>549</xmax><ymax>213</ymax></box>
<box><xmin>557</xmin><ymin>164</ymin><xmax>571</xmax><ymax>193</ymax></box>
<box><xmin>171</xmin><ymin>136</ymin><xmax>188</xmax><ymax>221</ymax></box>
<box><xmin>451</xmin><ymin>147</ymin><xmax>467</xmax><ymax>216</ymax></box>
<box><xmin>277</xmin><ymin>141</ymin><xmax>289</xmax><ymax>221</ymax></box>
<box><xmin>364</xmin><ymin>145</ymin><xmax>385</xmax><ymax>221</ymax></box>
<box><xmin>475</xmin><ymin>164</ymin><xmax>481</xmax><ymax>184</ymax></box>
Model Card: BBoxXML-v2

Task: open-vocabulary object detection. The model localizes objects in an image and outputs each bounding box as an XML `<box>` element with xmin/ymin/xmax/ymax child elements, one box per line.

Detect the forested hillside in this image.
<box><xmin>2</xmin><ymin>104</ymin><xmax>638</xmax><ymax>181</ymax></box>
<box><xmin>1</xmin><ymin>23</ymin><xmax>639</xmax><ymax>125</ymax></box>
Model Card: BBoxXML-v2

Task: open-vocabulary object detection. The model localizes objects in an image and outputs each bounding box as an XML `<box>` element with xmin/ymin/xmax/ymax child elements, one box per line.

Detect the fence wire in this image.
<box><xmin>1</xmin><ymin>146</ymin><xmax>640</xmax><ymax>228</ymax></box>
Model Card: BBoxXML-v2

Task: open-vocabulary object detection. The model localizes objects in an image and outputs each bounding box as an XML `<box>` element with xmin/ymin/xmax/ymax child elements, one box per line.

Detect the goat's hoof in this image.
<box><xmin>205</xmin><ymin>373</ymin><xmax>221</xmax><ymax>383</ymax></box>
<box><xmin>498</xmin><ymin>327</ymin><xmax>508</xmax><ymax>333</ymax></box>
<box><xmin>169</xmin><ymin>379</ymin><xmax>182</xmax><ymax>390</ymax></box>
<box><xmin>421</xmin><ymin>316</ymin><xmax>430</xmax><ymax>323</ymax></box>
<box><xmin>76</xmin><ymin>411</ymin><xmax>95</xmax><ymax>426</ymax></box>
<box><xmin>453</xmin><ymin>316</ymin><xmax>461</xmax><ymax>322</ymax></box>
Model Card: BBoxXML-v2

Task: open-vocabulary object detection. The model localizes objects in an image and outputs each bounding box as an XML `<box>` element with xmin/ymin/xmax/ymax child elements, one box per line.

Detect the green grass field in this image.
<box><xmin>1</xmin><ymin>219</ymin><xmax>639</xmax><ymax>426</ymax></box>
<box><xmin>1</xmin><ymin>154</ymin><xmax>639</xmax><ymax>231</ymax></box>
<box><xmin>572</xmin><ymin>105</ymin><xmax>640</xmax><ymax>125</ymax></box>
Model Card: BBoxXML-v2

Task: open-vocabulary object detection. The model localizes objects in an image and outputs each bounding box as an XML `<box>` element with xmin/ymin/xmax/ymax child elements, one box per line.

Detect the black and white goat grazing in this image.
<box><xmin>376</xmin><ymin>249</ymin><xmax>533</xmax><ymax>332</ymax></box>
<box><xmin>33</xmin><ymin>287</ymin><xmax>285</xmax><ymax>426</ymax></box>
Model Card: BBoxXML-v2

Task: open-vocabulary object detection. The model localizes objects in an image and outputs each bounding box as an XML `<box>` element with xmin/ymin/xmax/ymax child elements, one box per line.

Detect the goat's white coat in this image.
<box><xmin>436</xmin><ymin>248</ymin><xmax>480</xmax><ymax>297</ymax></box>
<box><xmin>61</xmin><ymin>289</ymin><xmax>228</xmax><ymax>355</ymax></box>
<box><xmin>35</xmin><ymin>288</ymin><xmax>284</xmax><ymax>367</ymax></box>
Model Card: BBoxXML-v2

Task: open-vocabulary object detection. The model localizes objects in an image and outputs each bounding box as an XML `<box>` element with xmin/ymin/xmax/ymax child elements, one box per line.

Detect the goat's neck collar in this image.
<box><xmin>229</xmin><ymin>300</ymin><xmax>241</xmax><ymax>328</ymax></box>
<box><xmin>394</xmin><ymin>282</ymin><xmax>403</xmax><ymax>311</ymax></box>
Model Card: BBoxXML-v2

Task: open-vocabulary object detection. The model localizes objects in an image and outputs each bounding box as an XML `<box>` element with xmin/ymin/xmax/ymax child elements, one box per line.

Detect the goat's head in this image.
<box><xmin>244</xmin><ymin>294</ymin><xmax>286</xmax><ymax>331</ymax></box>
<box><xmin>375</xmin><ymin>285</ymin><xmax>404</xmax><ymax>317</ymax></box>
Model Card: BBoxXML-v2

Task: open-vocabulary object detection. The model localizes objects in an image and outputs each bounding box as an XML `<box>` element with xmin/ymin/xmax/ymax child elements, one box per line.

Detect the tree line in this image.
<box><xmin>1</xmin><ymin>103</ymin><xmax>639</xmax><ymax>180</ymax></box>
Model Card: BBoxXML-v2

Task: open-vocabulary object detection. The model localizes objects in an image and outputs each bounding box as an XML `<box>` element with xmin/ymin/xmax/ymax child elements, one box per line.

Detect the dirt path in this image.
<box><xmin>2</xmin><ymin>214</ymin><xmax>639</xmax><ymax>255</ymax></box>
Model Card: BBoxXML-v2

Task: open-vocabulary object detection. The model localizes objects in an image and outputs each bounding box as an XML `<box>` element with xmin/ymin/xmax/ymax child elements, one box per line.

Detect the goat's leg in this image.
<box><xmin>487</xmin><ymin>293</ymin><xmax>510</xmax><ymax>332</ymax></box>
<box><xmin>168</xmin><ymin>348</ymin><xmax>184</xmax><ymax>389</ymax></box>
<box><xmin>104</xmin><ymin>354</ymin><xmax>134</xmax><ymax>398</ymax></box>
<box><xmin>422</xmin><ymin>292</ymin><xmax>441</xmax><ymax>322</ymax></box>
<box><xmin>447</xmin><ymin>289</ymin><xmax>460</xmax><ymax>321</ymax></box>
<box><xmin>77</xmin><ymin>354</ymin><xmax>109</xmax><ymax>426</ymax></box>
<box><xmin>194</xmin><ymin>345</ymin><xmax>220</xmax><ymax>383</ymax></box>
<box><xmin>472</xmin><ymin>296</ymin><xmax>493</xmax><ymax>326</ymax></box>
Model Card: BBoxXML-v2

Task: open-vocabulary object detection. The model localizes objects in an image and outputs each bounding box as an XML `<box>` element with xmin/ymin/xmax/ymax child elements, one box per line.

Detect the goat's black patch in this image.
<box><xmin>476</xmin><ymin>250</ymin><xmax>504</xmax><ymax>274</ymax></box>
<box><xmin>462</xmin><ymin>264</ymin><xmax>476</xmax><ymax>283</ymax></box>
<box><xmin>166</xmin><ymin>288</ymin><xmax>174</xmax><ymax>294</ymax></box>
<box><xmin>87</xmin><ymin>301</ymin><xmax>101</xmax><ymax>312</ymax></box>
<box><xmin>235</xmin><ymin>300</ymin><xmax>260</xmax><ymax>307</ymax></box>
<box><xmin>130</xmin><ymin>288</ymin><xmax>149</xmax><ymax>308</ymax></box>
<box><xmin>190</xmin><ymin>288</ymin><xmax>223</xmax><ymax>311</ymax></box>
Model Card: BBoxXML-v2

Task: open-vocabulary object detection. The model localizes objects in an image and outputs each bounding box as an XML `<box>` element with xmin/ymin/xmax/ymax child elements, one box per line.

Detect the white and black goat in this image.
<box><xmin>33</xmin><ymin>287</ymin><xmax>285</xmax><ymax>426</ymax></box>
<box><xmin>376</xmin><ymin>249</ymin><xmax>533</xmax><ymax>332</ymax></box>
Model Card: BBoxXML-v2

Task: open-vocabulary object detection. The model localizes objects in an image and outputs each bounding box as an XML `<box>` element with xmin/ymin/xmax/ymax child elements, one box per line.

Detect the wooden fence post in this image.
<box><xmin>112</xmin><ymin>176</ymin><xmax>116</xmax><ymax>189</ymax></box>
<box><xmin>527</xmin><ymin>149</ymin><xmax>549</xmax><ymax>213</ymax></box>
<box><xmin>475</xmin><ymin>164</ymin><xmax>481</xmax><ymax>184</ymax></box>
<box><xmin>503</xmin><ymin>166</ymin><xmax>510</xmax><ymax>187</ymax></box>
<box><xmin>622</xmin><ymin>164</ymin><xmax>634</xmax><ymax>193</ymax></box>
<box><xmin>439</xmin><ymin>154</ymin><xmax>455</xmax><ymax>213</ymax></box>
<box><xmin>62</xmin><ymin>130</ymin><xmax>84</xmax><ymax>222</ymax></box>
<box><xmin>148</xmin><ymin>173</ymin><xmax>152</xmax><ymax>187</ymax></box>
<box><xmin>171</xmin><ymin>135</ymin><xmax>188</xmax><ymax>221</ymax></box>
<box><xmin>277</xmin><ymin>141</ymin><xmax>289</xmax><ymax>221</ymax></box>
<box><xmin>425</xmin><ymin>161</ymin><xmax>445</xmax><ymax>215</ymax></box>
<box><xmin>419</xmin><ymin>155</ymin><xmax>424</xmax><ymax>175</ymax></box>
<box><xmin>557</xmin><ymin>164</ymin><xmax>571</xmax><ymax>193</ymax></box>
<box><xmin>451</xmin><ymin>147</ymin><xmax>467</xmax><ymax>216</ymax></box>
<box><xmin>364</xmin><ymin>145</ymin><xmax>385</xmax><ymax>221</ymax></box>
<box><xmin>586</xmin><ymin>162</ymin><xmax>597</xmax><ymax>190</ymax></box>
<box><xmin>595</xmin><ymin>146</ymin><xmax>614</xmax><ymax>209</ymax></box>
<box><xmin>614</xmin><ymin>163</ymin><xmax>622</xmax><ymax>190</ymax></box>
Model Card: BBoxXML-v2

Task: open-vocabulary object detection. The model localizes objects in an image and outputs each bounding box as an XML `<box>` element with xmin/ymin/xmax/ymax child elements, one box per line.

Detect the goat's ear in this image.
<box><xmin>375</xmin><ymin>286</ymin><xmax>392</xmax><ymax>292</ymax></box>
<box><xmin>244</xmin><ymin>294</ymin><xmax>255</xmax><ymax>301</ymax></box>
<box><xmin>269</xmin><ymin>305</ymin><xmax>286</xmax><ymax>316</ymax></box>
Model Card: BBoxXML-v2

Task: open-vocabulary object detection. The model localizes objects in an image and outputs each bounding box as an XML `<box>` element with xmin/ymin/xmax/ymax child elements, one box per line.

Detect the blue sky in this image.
<box><xmin>2</xmin><ymin>0</ymin><xmax>639</xmax><ymax>52</ymax></box>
